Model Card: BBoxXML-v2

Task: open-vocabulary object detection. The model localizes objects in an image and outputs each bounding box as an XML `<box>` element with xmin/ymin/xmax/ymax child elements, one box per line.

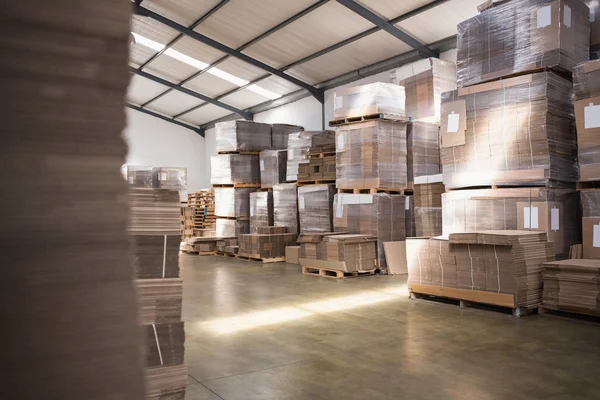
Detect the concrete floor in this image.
<box><xmin>181</xmin><ymin>254</ymin><xmax>600</xmax><ymax>400</ymax></box>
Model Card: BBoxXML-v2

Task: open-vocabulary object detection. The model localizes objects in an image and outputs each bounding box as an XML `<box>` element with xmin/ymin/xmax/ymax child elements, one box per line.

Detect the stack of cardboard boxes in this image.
<box><xmin>249</xmin><ymin>191</ymin><xmax>274</xmax><ymax>233</ymax></box>
<box><xmin>298</xmin><ymin>233</ymin><xmax>378</xmax><ymax>272</ymax></box>
<box><xmin>413</xmin><ymin>177</ymin><xmax>444</xmax><ymax>238</ymax></box>
<box><xmin>211</xmin><ymin>121</ymin><xmax>271</xmax><ymax>238</ymax></box>
<box><xmin>238</xmin><ymin>226</ymin><xmax>297</xmax><ymax>260</ymax></box>
<box><xmin>298</xmin><ymin>185</ymin><xmax>337</xmax><ymax>233</ymax></box>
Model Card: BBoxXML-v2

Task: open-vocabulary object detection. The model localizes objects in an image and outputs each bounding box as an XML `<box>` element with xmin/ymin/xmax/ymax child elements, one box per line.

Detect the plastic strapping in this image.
<box><xmin>162</xmin><ymin>235</ymin><xmax>167</xmax><ymax>279</ymax></box>
<box><xmin>493</xmin><ymin>245</ymin><xmax>500</xmax><ymax>294</ymax></box>
<box><xmin>152</xmin><ymin>323</ymin><xmax>164</xmax><ymax>366</ymax></box>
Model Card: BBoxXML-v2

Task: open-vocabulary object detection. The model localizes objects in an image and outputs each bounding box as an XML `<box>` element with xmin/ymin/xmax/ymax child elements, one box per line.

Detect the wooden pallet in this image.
<box><xmin>259</xmin><ymin>186</ymin><xmax>273</xmax><ymax>192</ymax></box>
<box><xmin>538</xmin><ymin>306</ymin><xmax>600</xmax><ymax>322</ymax></box>
<box><xmin>212</xmin><ymin>183</ymin><xmax>261</xmax><ymax>188</ymax></box>
<box><xmin>301</xmin><ymin>266</ymin><xmax>376</xmax><ymax>279</ymax></box>
<box><xmin>237</xmin><ymin>254</ymin><xmax>286</xmax><ymax>263</ymax></box>
<box><xmin>409</xmin><ymin>284</ymin><xmax>536</xmax><ymax>318</ymax></box>
<box><xmin>297</xmin><ymin>179</ymin><xmax>336</xmax><ymax>186</ymax></box>
<box><xmin>577</xmin><ymin>181</ymin><xmax>600</xmax><ymax>190</ymax></box>
<box><xmin>306</xmin><ymin>151</ymin><xmax>336</xmax><ymax>159</ymax></box>
<box><xmin>336</xmin><ymin>187</ymin><xmax>412</xmax><ymax>195</ymax></box>
<box><xmin>329</xmin><ymin>113</ymin><xmax>409</xmax><ymax>127</ymax></box>
<box><xmin>216</xmin><ymin>251</ymin><xmax>237</xmax><ymax>258</ymax></box>
<box><xmin>217</xmin><ymin>151</ymin><xmax>260</xmax><ymax>155</ymax></box>
<box><xmin>181</xmin><ymin>250</ymin><xmax>217</xmax><ymax>256</ymax></box>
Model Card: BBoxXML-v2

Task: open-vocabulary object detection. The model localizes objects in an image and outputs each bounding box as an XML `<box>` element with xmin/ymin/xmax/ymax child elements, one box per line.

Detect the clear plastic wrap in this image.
<box><xmin>408</xmin><ymin>233</ymin><xmax>554</xmax><ymax>308</ymax></box>
<box><xmin>442</xmin><ymin>188</ymin><xmax>580</xmax><ymax>259</ymax></box>
<box><xmin>152</xmin><ymin>167</ymin><xmax>187</xmax><ymax>191</ymax></box>
<box><xmin>286</xmin><ymin>131</ymin><xmax>335</xmax><ymax>181</ymax></box>
<box><xmin>297</xmin><ymin>184</ymin><xmax>336</xmax><ymax>233</ymax></box>
<box><xmin>456</xmin><ymin>0</ymin><xmax>590</xmax><ymax>88</ymax></box>
<box><xmin>273</xmin><ymin>183</ymin><xmax>299</xmax><ymax>234</ymax></box>
<box><xmin>214</xmin><ymin>187</ymin><xmax>256</xmax><ymax>218</ymax></box>
<box><xmin>440</xmin><ymin>72</ymin><xmax>577</xmax><ymax>189</ymax></box>
<box><xmin>407</xmin><ymin>122</ymin><xmax>441</xmax><ymax>183</ymax></box>
<box><xmin>271</xmin><ymin>123</ymin><xmax>304</xmax><ymax>150</ymax></box>
<box><xmin>391</xmin><ymin>58</ymin><xmax>457</xmax><ymax>122</ymax></box>
<box><xmin>586</xmin><ymin>0</ymin><xmax>600</xmax><ymax>47</ymax></box>
<box><xmin>215</xmin><ymin>120</ymin><xmax>272</xmax><ymax>153</ymax></box>
<box><xmin>238</xmin><ymin>231</ymin><xmax>297</xmax><ymax>259</ymax></box>
<box><xmin>333</xmin><ymin>82</ymin><xmax>405</xmax><ymax>120</ymax></box>
<box><xmin>405</xmin><ymin>195</ymin><xmax>416</xmax><ymax>237</ymax></box>
<box><xmin>336</xmin><ymin>120</ymin><xmax>408</xmax><ymax>190</ymax></box>
<box><xmin>413</xmin><ymin>180</ymin><xmax>444</xmax><ymax>238</ymax></box>
<box><xmin>573</xmin><ymin>61</ymin><xmax>600</xmax><ymax>182</ymax></box>
<box><xmin>210</xmin><ymin>154</ymin><xmax>260</xmax><ymax>185</ymax></box>
<box><xmin>249</xmin><ymin>191</ymin><xmax>273</xmax><ymax>233</ymax></box>
<box><xmin>123</xmin><ymin>165</ymin><xmax>153</xmax><ymax>188</ymax></box>
<box><xmin>259</xmin><ymin>150</ymin><xmax>287</xmax><ymax>187</ymax></box>
<box><xmin>216</xmin><ymin>218</ymin><xmax>249</xmax><ymax>238</ymax></box>
<box><xmin>332</xmin><ymin>193</ymin><xmax>405</xmax><ymax>273</ymax></box>
<box><xmin>128</xmin><ymin>188</ymin><xmax>182</xmax><ymax>235</ymax></box>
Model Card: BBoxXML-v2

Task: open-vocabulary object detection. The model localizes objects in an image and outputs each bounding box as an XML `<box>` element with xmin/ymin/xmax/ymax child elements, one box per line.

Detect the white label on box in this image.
<box><xmin>298</xmin><ymin>196</ymin><xmax>305</xmax><ymax>210</ymax></box>
<box><xmin>336</xmin><ymin>202</ymin><xmax>344</xmax><ymax>218</ymax></box>
<box><xmin>250</xmin><ymin>208</ymin><xmax>254</xmax><ymax>217</ymax></box>
<box><xmin>551</xmin><ymin>208</ymin><xmax>560</xmax><ymax>231</ymax></box>
<box><xmin>447</xmin><ymin>112</ymin><xmax>460</xmax><ymax>133</ymax></box>
<box><xmin>405</xmin><ymin>196</ymin><xmax>410</xmax><ymax>210</ymax></box>
<box><xmin>564</xmin><ymin>5</ymin><xmax>571</xmax><ymax>27</ymax></box>
<box><xmin>594</xmin><ymin>225</ymin><xmax>600</xmax><ymax>247</ymax></box>
<box><xmin>337</xmin><ymin>135</ymin><xmax>344</xmax><ymax>150</ymax></box>
<box><xmin>161</xmin><ymin>172</ymin><xmax>167</xmax><ymax>181</ymax></box>
<box><xmin>523</xmin><ymin>206</ymin><xmax>539</xmax><ymax>229</ymax></box>
<box><xmin>537</xmin><ymin>5</ymin><xmax>552</xmax><ymax>28</ymax></box>
<box><xmin>260</xmin><ymin>160</ymin><xmax>265</xmax><ymax>171</ymax></box>
<box><xmin>584</xmin><ymin>103</ymin><xmax>600</xmax><ymax>129</ymax></box>
<box><xmin>128</xmin><ymin>177</ymin><xmax>134</xmax><ymax>184</ymax></box>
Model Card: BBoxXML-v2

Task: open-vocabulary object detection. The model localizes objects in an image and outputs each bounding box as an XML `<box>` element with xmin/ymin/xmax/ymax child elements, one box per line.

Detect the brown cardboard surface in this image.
<box><xmin>583</xmin><ymin>217</ymin><xmax>600</xmax><ymax>259</ymax></box>
<box><xmin>440</xmin><ymin>100</ymin><xmax>466</xmax><ymax>148</ymax></box>
<box><xmin>384</xmin><ymin>241</ymin><xmax>408</xmax><ymax>275</ymax></box>
<box><xmin>575</xmin><ymin>96</ymin><xmax>600</xmax><ymax>144</ymax></box>
<box><xmin>583</xmin><ymin>60</ymin><xmax>600</xmax><ymax>74</ymax></box>
<box><xmin>285</xmin><ymin>246</ymin><xmax>300</xmax><ymax>264</ymax></box>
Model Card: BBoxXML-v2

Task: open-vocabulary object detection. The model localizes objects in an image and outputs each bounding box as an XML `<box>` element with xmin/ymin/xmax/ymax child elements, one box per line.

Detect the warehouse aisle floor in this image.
<box><xmin>180</xmin><ymin>254</ymin><xmax>600</xmax><ymax>400</ymax></box>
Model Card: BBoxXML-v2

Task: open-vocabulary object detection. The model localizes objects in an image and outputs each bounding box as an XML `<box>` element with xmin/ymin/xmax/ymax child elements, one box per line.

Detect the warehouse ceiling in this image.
<box><xmin>127</xmin><ymin>0</ymin><xmax>481</xmax><ymax>134</ymax></box>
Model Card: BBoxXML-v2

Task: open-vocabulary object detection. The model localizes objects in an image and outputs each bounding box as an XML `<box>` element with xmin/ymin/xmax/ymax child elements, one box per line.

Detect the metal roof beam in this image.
<box><xmin>137</xmin><ymin>0</ymin><xmax>230</xmax><ymax>70</ymax></box>
<box><xmin>199</xmin><ymin>35</ymin><xmax>456</xmax><ymax>130</ymax></box>
<box><xmin>133</xmin><ymin>3</ymin><xmax>325</xmax><ymax>103</ymax></box>
<box><xmin>173</xmin><ymin>0</ymin><xmax>450</xmax><ymax>118</ymax></box>
<box><xmin>141</xmin><ymin>0</ymin><xmax>328</xmax><ymax>111</ymax></box>
<box><xmin>131</xmin><ymin>68</ymin><xmax>253</xmax><ymax>121</ymax></box>
<box><xmin>335</xmin><ymin>0</ymin><xmax>439</xmax><ymax>58</ymax></box>
<box><xmin>127</xmin><ymin>104</ymin><xmax>205</xmax><ymax>137</ymax></box>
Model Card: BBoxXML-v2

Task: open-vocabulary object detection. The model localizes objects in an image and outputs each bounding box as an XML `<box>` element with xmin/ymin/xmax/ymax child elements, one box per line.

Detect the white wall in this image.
<box><xmin>123</xmin><ymin>108</ymin><xmax>209</xmax><ymax>191</ymax></box>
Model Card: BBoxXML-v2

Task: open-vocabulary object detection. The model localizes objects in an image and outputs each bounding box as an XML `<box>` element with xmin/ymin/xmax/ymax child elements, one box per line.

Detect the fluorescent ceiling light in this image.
<box><xmin>132</xmin><ymin>32</ymin><xmax>281</xmax><ymax>100</ymax></box>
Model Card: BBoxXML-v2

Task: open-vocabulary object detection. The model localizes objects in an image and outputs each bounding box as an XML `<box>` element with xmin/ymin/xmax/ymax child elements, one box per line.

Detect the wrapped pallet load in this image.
<box><xmin>297</xmin><ymin>184</ymin><xmax>336</xmax><ymax>233</ymax></box>
<box><xmin>286</xmin><ymin>131</ymin><xmax>335</xmax><ymax>182</ymax></box>
<box><xmin>259</xmin><ymin>150</ymin><xmax>287</xmax><ymax>188</ymax></box>
<box><xmin>210</xmin><ymin>154</ymin><xmax>260</xmax><ymax>185</ymax></box>
<box><xmin>249</xmin><ymin>191</ymin><xmax>274</xmax><ymax>233</ymax></box>
<box><xmin>333</xmin><ymin>82</ymin><xmax>405</xmax><ymax>120</ymax></box>
<box><xmin>333</xmin><ymin>193</ymin><xmax>406</xmax><ymax>274</ymax></box>
<box><xmin>215</xmin><ymin>120</ymin><xmax>271</xmax><ymax>153</ymax></box>
<box><xmin>273</xmin><ymin>183</ymin><xmax>299</xmax><ymax>235</ymax></box>
<box><xmin>271</xmin><ymin>123</ymin><xmax>303</xmax><ymax>149</ymax></box>
<box><xmin>213</xmin><ymin>187</ymin><xmax>256</xmax><ymax>219</ymax></box>
<box><xmin>456</xmin><ymin>0</ymin><xmax>590</xmax><ymax>88</ymax></box>
<box><xmin>580</xmin><ymin>190</ymin><xmax>600</xmax><ymax>259</ymax></box>
<box><xmin>124</xmin><ymin>165</ymin><xmax>153</xmax><ymax>188</ymax></box>
<box><xmin>440</xmin><ymin>72</ymin><xmax>578</xmax><ymax>189</ymax></box>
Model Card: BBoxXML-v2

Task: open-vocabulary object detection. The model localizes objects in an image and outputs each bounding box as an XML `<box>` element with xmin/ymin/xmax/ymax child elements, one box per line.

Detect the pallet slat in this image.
<box><xmin>302</xmin><ymin>266</ymin><xmax>376</xmax><ymax>279</ymax></box>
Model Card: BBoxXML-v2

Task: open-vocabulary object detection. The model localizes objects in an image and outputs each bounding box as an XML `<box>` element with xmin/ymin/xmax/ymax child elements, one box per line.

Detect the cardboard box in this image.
<box><xmin>336</xmin><ymin>120</ymin><xmax>408</xmax><ymax>190</ymax></box>
<box><xmin>215</xmin><ymin>120</ymin><xmax>271</xmax><ymax>153</ymax></box>
<box><xmin>238</xmin><ymin>232</ymin><xmax>297</xmax><ymax>259</ymax></box>
<box><xmin>216</xmin><ymin>218</ymin><xmax>249</xmax><ymax>238</ymax></box>
<box><xmin>456</xmin><ymin>0</ymin><xmax>590</xmax><ymax>87</ymax></box>
<box><xmin>273</xmin><ymin>183</ymin><xmax>299</xmax><ymax>235</ymax></box>
<box><xmin>333</xmin><ymin>82</ymin><xmax>405</xmax><ymax>120</ymax></box>
<box><xmin>440</xmin><ymin>72</ymin><xmax>577</xmax><ymax>188</ymax></box>
<box><xmin>407</xmin><ymin>122</ymin><xmax>441</xmax><ymax>183</ymax></box>
<box><xmin>210</xmin><ymin>154</ymin><xmax>260</xmax><ymax>185</ymax></box>
<box><xmin>384</xmin><ymin>241</ymin><xmax>408</xmax><ymax>275</ymax></box>
<box><xmin>286</xmin><ymin>131</ymin><xmax>335</xmax><ymax>181</ymax></box>
<box><xmin>249</xmin><ymin>191</ymin><xmax>273</xmax><ymax>233</ymax></box>
<box><xmin>298</xmin><ymin>184</ymin><xmax>336</xmax><ymax>233</ymax></box>
<box><xmin>298</xmin><ymin>233</ymin><xmax>377</xmax><ymax>272</ymax></box>
<box><xmin>285</xmin><ymin>246</ymin><xmax>300</xmax><ymax>264</ymax></box>
<box><xmin>214</xmin><ymin>187</ymin><xmax>256</xmax><ymax>219</ymax></box>
<box><xmin>271</xmin><ymin>124</ymin><xmax>303</xmax><ymax>150</ymax></box>
<box><xmin>581</xmin><ymin>190</ymin><xmax>600</xmax><ymax>259</ymax></box>
<box><xmin>392</xmin><ymin>58</ymin><xmax>457</xmax><ymax>123</ymax></box>
<box><xmin>573</xmin><ymin>63</ymin><xmax>600</xmax><ymax>182</ymax></box>
<box><xmin>584</xmin><ymin>0</ymin><xmax>600</xmax><ymax>46</ymax></box>
<box><xmin>259</xmin><ymin>150</ymin><xmax>287</xmax><ymax>187</ymax></box>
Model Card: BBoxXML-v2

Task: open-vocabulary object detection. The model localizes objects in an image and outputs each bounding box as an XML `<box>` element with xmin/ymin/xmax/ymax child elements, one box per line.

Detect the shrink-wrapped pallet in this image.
<box><xmin>573</xmin><ymin>61</ymin><xmax>600</xmax><ymax>182</ymax></box>
<box><xmin>442</xmin><ymin>188</ymin><xmax>579</xmax><ymax>259</ymax></box>
<box><xmin>124</xmin><ymin>165</ymin><xmax>153</xmax><ymax>188</ymax></box>
<box><xmin>391</xmin><ymin>57</ymin><xmax>457</xmax><ymax>122</ymax></box>
<box><xmin>272</xmin><ymin>123</ymin><xmax>303</xmax><ymax>149</ymax></box>
<box><xmin>215</xmin><ymin>120</ymin><xmax>271</xmax><ymax>152</ymax></box>
<box><xmin>440</xmin><ymin>72</ymin><xmax>577</xmax><ymax>189</ymax></box>
<box><xmin>336</xmin><ymin>120</ymin><xmax>408</xmax><ymax>190</ymax></box>
<box><xmin>286</xmin><ymin>131</ymin><xmax>335</xmax><ymax>181</ymax></box>
<box><xmin>249</xmin><ymin>191</ymin><xmax>273</xmax><ymax>233</ymax></box>
<box><xmin>407</xmin><ymin>121</ymin><xmax>441</xmax><ymax>183</ymax></box>
<box><xmin>260</xmin><ymin>150</ymin><xmax>287</xmax><ymax>187</ymax></box>
<box><xmin>273</xmin><ymin>183</ymin><xmax>299</xmax><ymax>234</ymax></box>
<box><xmin>214</xmin><ymin>187</ymin><xmax>256</xmax><ymax>219</ymax></box>
<box><xmin>333</xmin><ymin>193</ymin><xmax>405</xmax><ymax>273</ymax></box>
<box><xmin>333</xmin><ymin>82</ymin><xmax>405</xmax><ymax>120</ymax></box>
<box><xmin>298</xmin><ymin>184</ymin><xmax>336</xmax><ymax>233</ymax></box>
<box><xmin>456</xmin><ymin>0</ymin><xmax>590</xmax><ymax>88</ymax></box>
<box><xmin>210</xmin><ymin>154</ymin><xmax>260</xmax><ymax>185</ymax></box>
<box><xmin>216</xmin><ymin>218</ymin><xmax>249</xmax><ymax>238</ymax></box>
